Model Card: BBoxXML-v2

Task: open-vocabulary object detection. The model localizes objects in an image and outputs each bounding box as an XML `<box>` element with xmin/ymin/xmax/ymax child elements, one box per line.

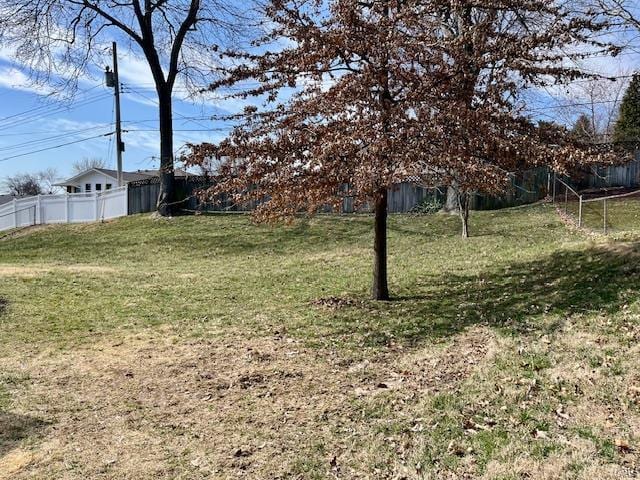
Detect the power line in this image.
<box><xmin>0</xmin><ymin>93</ymin><xmax>112</xmax><ymax>130</ymax></box>
<box><xmin>0</xmin><ymin>83</ymin><xmax>104</xmax><ymax>123</ymax></box>
<box><xmin>0</xmin><ymin>132</ymin><xmax>114</xmax><ymax>163</ymax></box>
<box><xmin>125</xmin><ymin>128</ymin><xmax>231</xmax><ymax>132</ymax></box>
<box><xmin>524</xmin><ymin>98</ymin><xmax>624</xmax><ymax>114</ymax></box>
<box><xmin>0</xmin><ymin>124</ymin><xmax>112</xmax><ymax>153</ymax></box>
<box><xmin>121</xmin><ymin>84</ymin><xmax>215</xmax><ymax>130</ymax></box>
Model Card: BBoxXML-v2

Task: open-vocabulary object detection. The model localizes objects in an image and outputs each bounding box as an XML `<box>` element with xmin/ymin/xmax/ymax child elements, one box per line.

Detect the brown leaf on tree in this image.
<box><xmin>186</xmin><ymin>0</ymin><xmax>622</xmax><ymax>299</ymax></box>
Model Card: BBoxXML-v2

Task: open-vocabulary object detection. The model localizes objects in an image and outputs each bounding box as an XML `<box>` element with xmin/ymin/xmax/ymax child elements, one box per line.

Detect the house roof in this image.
<box><xmin>0</xmin><ymin>194</ymin><xmax>15</xmax><ymax>206</ymax></box>
<box><xmin>55</xmin><ymin>167</ymin><xmax>191</xmax><ymax>186</ymax></box>
<box><xmin>93</xmin><ymin>168</ymin><xmax>155</xmax><ymax>182</ymax></box>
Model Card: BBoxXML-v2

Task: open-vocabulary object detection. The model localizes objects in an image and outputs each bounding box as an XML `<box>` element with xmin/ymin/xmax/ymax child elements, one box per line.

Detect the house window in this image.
<box><xmin>66</xmin><ymin>186</ymin><xmax>73</xmax><ymax>193</ymax></box>
<box><xmin>105</xmin><ymin>184</ymin><xmax>112</xmax><ymax>190</ymax></box>
<box><xmin>95</xmin><ymin>184</ymin><xmax>102</xmax><ymax>191</ymax></box>
<box><xmin>85</xmin><ymin>183</ymin><xmax>92</xmax><ymax>192</ymax></box>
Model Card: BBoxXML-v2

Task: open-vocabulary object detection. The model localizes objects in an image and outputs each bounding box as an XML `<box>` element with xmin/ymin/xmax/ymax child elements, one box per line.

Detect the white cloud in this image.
<box><xmin>0</xmin><ymin>66</ymin><xmax>55</xmax><ymax>95</ymax></box>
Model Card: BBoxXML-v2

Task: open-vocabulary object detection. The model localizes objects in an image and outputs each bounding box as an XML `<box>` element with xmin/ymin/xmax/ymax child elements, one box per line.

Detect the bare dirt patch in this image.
<box><xmin>0</xmin><ymin>448</ymin><xmax>34</xmax><ymax>480</ymax></box>
<box><xmin>1</xmin><ymin>326</ymin><xmax>495</xmax><ymax>479</ymax></box>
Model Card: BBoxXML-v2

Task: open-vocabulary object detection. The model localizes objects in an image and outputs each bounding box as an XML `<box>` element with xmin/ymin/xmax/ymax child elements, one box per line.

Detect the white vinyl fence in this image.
<box><xmin>0</xmin><ymin>186</ymin><xmax>128</xmax><ymax>232</ymax></box>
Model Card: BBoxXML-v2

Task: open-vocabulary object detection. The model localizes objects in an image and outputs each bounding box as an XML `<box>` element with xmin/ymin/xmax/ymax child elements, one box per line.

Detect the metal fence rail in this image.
<box><xmin>552</xmin><ymin>175</ymin><xmax>584</xmax><ymax>227</ymax></box>
<box><xmin>552</xmin><ymin>172</ymin><xmax>640</xmax><ymax>235</ymax></box>
<box><xmin>581</xmin><ymin>189</ymin><xmax>640</xmax><ymax>235</ymax></box>
<box><xmin>0</xmin><ymin>205</ymin><xmax>36</xmax><ymax>231</ymax></box>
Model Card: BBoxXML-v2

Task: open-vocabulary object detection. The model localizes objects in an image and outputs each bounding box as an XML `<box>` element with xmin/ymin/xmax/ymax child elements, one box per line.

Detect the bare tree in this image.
<box><xmin>0</xmin><ymin>0</ymin><xmax>251</xmax><ymax>215</ymax></box>
<box><xmin>72</xmin><ymin>157</ymin><xmax>108</xmax><ymax>174</ymax></box>
<box><xmin>38</xmin><ymin>168</ymin><xmax>61</xmax><ymax>194</ymax></box>
<box><xmin>3</xmin><ymin>169</ymin><xmax>60</xmax><ymax>196</ymax></box>
<box><xmin>589</xmin><ymin>1</ymin><xmax>640</xmax><ymax>51</ymax></box>
<box><xmin>3</xmin><ymin>174</ymin><xmax>42</xmax><ymax>196</ymax></box>
<box><xmin>555</xmin><ymin>74</ymin><xmax>630</xmax><ymax>143</ymax></box>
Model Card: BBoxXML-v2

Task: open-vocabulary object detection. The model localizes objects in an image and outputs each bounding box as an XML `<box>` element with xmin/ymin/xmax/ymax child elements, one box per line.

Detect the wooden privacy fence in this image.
<box><xmin>127</xmin><ymin>156</ymin><xmax>640</xmax><ymax>216</ymax></box>
<box><xmin>575</xmin><ymin>157</ymin><xmax>640</xmax><ymax>190</ymax></box>
<box><xmin>127</xmin><ymin>168</ymin><xmax>552</xmax><ymax>215</ymax></box>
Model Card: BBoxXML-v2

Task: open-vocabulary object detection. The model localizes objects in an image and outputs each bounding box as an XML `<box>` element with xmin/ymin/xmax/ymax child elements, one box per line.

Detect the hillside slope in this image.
<box><xmin>0</xmin><ymin>207</ymin><xmax>639</xmax><ymax>479</ymax></box>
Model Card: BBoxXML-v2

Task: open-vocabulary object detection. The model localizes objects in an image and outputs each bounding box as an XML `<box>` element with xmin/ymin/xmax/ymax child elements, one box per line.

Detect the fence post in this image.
<box><xmin>552</xmin><ymin>172</ymin><xmax>556</xmax><ymax>202</ymax></box>
<box><xmin>94</xmin><ymin>193</ymin><xmax>99</xmax><ymax>221</ymax></box>
<box><xmin>36</xmin><ymin>195</ymin><xmax>41</xmax><ymax>225</ymax></box>
<box><xmin>12</xmin><ymin>198</ymin><xmax>17</xmax><ymax>229</ymax></box>
<box><xmin>564</xmin><ymin>184</ymin><xmax>568</xmax><ymax>213</ymax></box>
<box><xmin>65</xmin><ymin>194</ymin><xmax>69</xmax><ymax>223</ymax></box>
<box><xmin>124</xmin><ymin>184</ymin><xmax>129</xmax><ymax>216</ymax></box>
<box><xmin>578</xmin><ymin>195</ymin><xmax>583</xmax><ymax>228</ymax></box>
<box><xmin>603</xmin><ymin>198</ymin><xmax>608</xmax><ymax>235</ymax></box>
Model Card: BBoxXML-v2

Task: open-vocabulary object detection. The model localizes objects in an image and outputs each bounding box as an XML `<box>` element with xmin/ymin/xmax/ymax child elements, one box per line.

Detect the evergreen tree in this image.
<box><xmin>614</xmin><ymin>73</ymin><xmax>640</xmax><ymax>147</ymax></box>
<box><xmin>572</xmin><ymin>114</ymin><xmax>597</xmax><ymax>143</ymax></box>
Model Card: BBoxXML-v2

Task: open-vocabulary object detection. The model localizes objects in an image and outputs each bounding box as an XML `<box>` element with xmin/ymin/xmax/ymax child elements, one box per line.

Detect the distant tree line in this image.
<box><xmin>3</xmin><ymin>169</ymin><xmax>59</xmax><ymax>196</ymax></box>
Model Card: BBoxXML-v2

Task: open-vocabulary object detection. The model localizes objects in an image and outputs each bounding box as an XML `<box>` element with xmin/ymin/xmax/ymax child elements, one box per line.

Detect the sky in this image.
<box><xmin>0</xmin><ymin>9</ymin><xmax>639</xmax><ymax>192</ymax></box>
<box><xmin>0</xmin><ymin>49</ymin><xmax>242</xmax><ymax>185</ymax></box>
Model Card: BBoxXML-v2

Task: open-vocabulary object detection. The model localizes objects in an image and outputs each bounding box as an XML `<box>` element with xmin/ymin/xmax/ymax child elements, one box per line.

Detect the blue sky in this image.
<box><xmin>0</xmin><ymin>25</ymin><xmax>638</xmax><ymax>192</ymax></box>
<box><xmin>0</xmin><ymin>52</ymin><xmax>240</xmax><ymax>184</ymax></box>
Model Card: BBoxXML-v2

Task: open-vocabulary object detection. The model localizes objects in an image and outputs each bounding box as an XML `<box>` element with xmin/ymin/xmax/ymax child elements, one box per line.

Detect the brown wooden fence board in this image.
<box><xmin>126</xmin><ymin>155</ymin><xmax>639</xmax><ymax>215</ymax></box>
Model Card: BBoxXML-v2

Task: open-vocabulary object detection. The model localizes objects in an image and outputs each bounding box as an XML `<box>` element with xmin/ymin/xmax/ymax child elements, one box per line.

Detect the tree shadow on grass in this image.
<box><xmin>0</xmin><ymin>411</ymin><xmax>49</xmax><ymax>458</ymax></box>
<box><xmin>320</xmin><ymin>242</ymin><xmax>640</xmax><ymax>346</ymax></box>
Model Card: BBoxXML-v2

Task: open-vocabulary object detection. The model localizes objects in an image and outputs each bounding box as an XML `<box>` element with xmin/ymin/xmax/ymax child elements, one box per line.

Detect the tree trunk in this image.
<box><xmin>458</xmin><ymin>190</ymin><xmax>470</xmax><ymax>239</ymax></box>
<box><xmin>156</xmin><ymin>87</ymin><xmax>176</xmax><ymax>216</ymax></box>
<box><xmin>442</xmin><ymin>182</ymin><xmax>461</xmax><ymax>215</ymax></box>
<box><xmin>372</xmin><ymin>189</ymin><xmax>390</xmax><ymax>301</ymax></box>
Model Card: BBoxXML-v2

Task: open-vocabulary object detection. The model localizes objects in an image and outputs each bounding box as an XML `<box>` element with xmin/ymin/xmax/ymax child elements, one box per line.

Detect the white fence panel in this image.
<box><xmin>98</xmin><ymin>187</ymin><xmax>128</xmax><ymax>220</ymax></box>
<box><xmin>41</xmin><ymin>196</ymin><xmax>67</xmax><ymax>224</ymax></box>
<box><xmin>0</xmin><ymin>202</ymin><xmax>14</xmax><ymax>231</ymax></box>
<box><xmin>0</xmin><ymin>187</ymin><xmax>128</xmax><ymax>233</ymax></box>
<box><xmin>15</xmin><ymin>199</ymin><xmax>37</xmax><ymax>228</ymax></box>
<box><xmin>68</xmin><ymin>195</ymin><xmax>96</xmax><ymax>223</ymax></box>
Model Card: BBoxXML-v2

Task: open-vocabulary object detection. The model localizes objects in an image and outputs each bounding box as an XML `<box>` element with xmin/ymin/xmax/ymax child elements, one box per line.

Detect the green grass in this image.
<box><xmin>1</xmin><ymin>205</ymin><xmax>640</xmax><ymax>478</ymax></box>
<box><xmin>578</xmin><ymin>196</ymin><xmax>640</xmax><ymax>236</ymax></box>
<box><xmin>0</xmin><ymin>205</ymin><xmax>623</xmax><ymax>352</ymax></box>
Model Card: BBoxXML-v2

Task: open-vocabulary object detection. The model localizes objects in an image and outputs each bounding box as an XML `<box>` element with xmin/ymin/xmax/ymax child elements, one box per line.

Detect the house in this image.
<box><xmin>0</xmin><ymin>194</ymin><xmax>16</xmax><ymax>206</ymax></box>
<box><xmin>54</xmin><ymin>168</ymin><xmax>189</xmax><ymax>194</ymax></box>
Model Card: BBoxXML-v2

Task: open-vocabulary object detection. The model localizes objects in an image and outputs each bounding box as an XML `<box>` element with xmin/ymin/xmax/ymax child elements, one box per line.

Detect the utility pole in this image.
<box><xmin>105</xmin><ymin>41</ymin><xmax>124</xmax><ymax>187</ymax></box>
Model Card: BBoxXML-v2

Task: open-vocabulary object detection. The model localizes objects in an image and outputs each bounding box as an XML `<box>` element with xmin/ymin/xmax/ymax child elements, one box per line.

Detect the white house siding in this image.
<box><xmin>65</xmin><ymin>172</ymin><xmax>118</xmax><ymax>193</ymax></box>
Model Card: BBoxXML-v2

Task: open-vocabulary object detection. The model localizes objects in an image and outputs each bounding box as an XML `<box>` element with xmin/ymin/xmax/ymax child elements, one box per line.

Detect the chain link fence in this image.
<box><xmin>551</xmin><ymin>173</ymin><xmax>640</xmax><ymax>235</ymax></box>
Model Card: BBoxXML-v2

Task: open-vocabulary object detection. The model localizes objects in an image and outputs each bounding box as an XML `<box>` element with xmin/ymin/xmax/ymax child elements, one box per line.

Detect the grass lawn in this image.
<box><xmin>581</xmin><ymin>196</ymin><xmax>640</xmax><ymax>236</ymax></box>
<box><xmin>1</xmin><ymin>204</ymin><xmax>640</xmax><ymax>479</ymax></box>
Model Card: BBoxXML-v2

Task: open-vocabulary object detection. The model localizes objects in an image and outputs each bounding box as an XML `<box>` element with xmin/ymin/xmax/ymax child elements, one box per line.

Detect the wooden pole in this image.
<box><xmin>603</xmin><ymin>198</ymin><xmax>608</xmax><ymax>235</ymax></box>
<box><xmin>112</xmin><ymin>42</ymin><xmax>124</xmax><ymax>187</ymax></box>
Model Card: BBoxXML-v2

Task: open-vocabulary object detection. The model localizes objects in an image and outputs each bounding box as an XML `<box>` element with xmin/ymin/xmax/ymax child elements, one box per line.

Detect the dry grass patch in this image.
<box><xmin>1</xmin><ymin>326</ymin><xmax>495</xmax><ymax>479</ymax></box>
<box><xmin>0</xmin><ymin>264</ymin><xmax>118</xmax><ymax>278</ymax></box>
<box><xmin>1</xmin><ymin>209</ymin><xmax>640</xmax><ymax>478</ymax></box>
